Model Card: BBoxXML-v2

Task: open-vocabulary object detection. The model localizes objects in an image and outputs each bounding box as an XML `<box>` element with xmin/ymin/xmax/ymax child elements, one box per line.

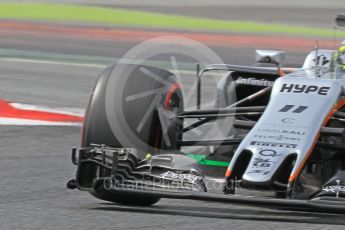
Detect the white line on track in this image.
<box><xmin>0</xmin><ymin>100</ymin><xmax>84</xmax><ymax>126</ymax></box>
<box><xmin>0</xmin><ymin>57</ymin><xmax>106</xmax><ymax>68</ymax></box>
<box><xmin>0</xmin><ymin>57</ymin><xmax>221</xmax><ymax>76</ymax></box>
<box><xmin>10</xmin><ymin>103</ymin><xmax>85</xmax><ymax>116</ymax></box>
<box><xmin>0</xmin><ymin>117</ymin><xmax>82</xmax><ymax>126</ymax></box>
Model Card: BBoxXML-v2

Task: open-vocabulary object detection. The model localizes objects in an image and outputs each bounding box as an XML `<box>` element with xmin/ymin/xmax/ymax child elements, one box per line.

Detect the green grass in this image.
<box><xmin>0</xmin><ymin>3</ymin><xmax>343</xmax><ymax>38</ymax></box>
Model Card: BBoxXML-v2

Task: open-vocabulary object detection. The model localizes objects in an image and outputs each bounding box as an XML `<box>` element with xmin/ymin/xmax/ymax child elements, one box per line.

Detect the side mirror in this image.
<box><xmin>255</xmin><ymin>50</ymin><xmax>286</xmax><ymax>67</ymax></box>
<box><xmin>336</xmin><ymin>14</ymin><xmax>345</xmax><ymax>27</ymax></box>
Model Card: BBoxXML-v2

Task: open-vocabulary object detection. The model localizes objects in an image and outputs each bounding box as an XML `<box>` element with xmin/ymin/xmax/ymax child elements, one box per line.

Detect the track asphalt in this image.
<box><xmin>1</xmin><ymin>1</ymin><xmax>345</xmax><ymax>229</ymax></box>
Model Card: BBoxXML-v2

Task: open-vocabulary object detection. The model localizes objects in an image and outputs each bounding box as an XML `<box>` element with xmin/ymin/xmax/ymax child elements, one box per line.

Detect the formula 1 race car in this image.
<box><xmin>67</xmin><ymin>15</ymin><xmax>345</xmax><ymax>212</ymax></box>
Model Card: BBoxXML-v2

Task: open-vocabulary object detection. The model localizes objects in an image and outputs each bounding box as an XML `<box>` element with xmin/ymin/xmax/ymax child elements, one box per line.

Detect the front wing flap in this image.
<box><xmin>69</xmin><ymin>145</ymin><xmax>345</xmax><ymax>213</ymax></box>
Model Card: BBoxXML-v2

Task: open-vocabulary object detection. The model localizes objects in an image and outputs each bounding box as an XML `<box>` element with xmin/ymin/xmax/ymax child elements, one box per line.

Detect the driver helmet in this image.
<box><xmin>338</xmin><ymin>40</ymin><xmax>345</xmax><ymax>69</ymax></box>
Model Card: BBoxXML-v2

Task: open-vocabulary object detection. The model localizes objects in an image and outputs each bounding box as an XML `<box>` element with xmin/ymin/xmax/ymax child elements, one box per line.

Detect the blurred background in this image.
<box><xmin>0</xmin><ymin>1</ymin><xmax>345</xmax><ymax>229</ymax></box>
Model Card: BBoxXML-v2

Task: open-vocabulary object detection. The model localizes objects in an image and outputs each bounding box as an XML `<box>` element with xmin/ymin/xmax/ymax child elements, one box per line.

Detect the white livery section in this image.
<box><xmin>228</xmin><ymin>75</ymin><xmax>344</xmax><ymax>185</ymax></box>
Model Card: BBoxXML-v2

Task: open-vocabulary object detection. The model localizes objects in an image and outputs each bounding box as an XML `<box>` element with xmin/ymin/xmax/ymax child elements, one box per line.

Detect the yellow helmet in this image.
<box><xmin>338</xmin><ymin>41</ymin><xmax>345</xmax><ymax>70</ymax></box>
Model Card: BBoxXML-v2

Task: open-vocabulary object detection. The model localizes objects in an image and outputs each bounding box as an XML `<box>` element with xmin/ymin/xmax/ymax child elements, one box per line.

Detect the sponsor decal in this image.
<box><xmin>256</xmin><ymin>129</ymin><xmax>305</xmax><ymax>136</ymax></box>
<box><xmin>262</xmin><ymin>123</ymin><xmax>309</xmax><ymax>129</ymax></box>
<box><xmin>275</xmin><ymin>135</ymin><xmax>284</xmax><ymax>141</ymax></box>
<box><xmin>247</xmin><ymin>169</ymin><xmax>270</xmax><ymax>175</ymax></box>
<box><xmin>312</xmin><ymin>55</ymin><xmax>330</xmax><ymax>74</ymax></box>
<box><xmin>250</xmin><ymin>141</ymin><xmax>297</xmax><ymax>148</ymax></box>
<box><xmin>276</xmin><ymin>134</ymin><xmax>300</xmax><ymax>141</ymax></box>
<box><xmin>257</xmin><ymin>128</ymin><xmax>281</xmax><ymax>133</ymax></box>
<box><xmin>280</xmin><ymin>84</ymin><xmax>330</xmax><ymax>96</ymax></box>
<box><xmin>253</xmin><ymin>157</ymin><xmax>272</xmax><ymax>168</ymax></box>
<box><xmin>247</xmin><ymin>153</ymin><xmax>279</xmax><ymax>175</ymax></box>
<box><xmin>259</xmin><ymin>149</ymin><xmax>282</xmax><ymax>157</ymax></box>
<box><xmin>254</xmin><ymin>134</ymin><xmax>301</xmax><ymax>141</ymax></box>
<box><xmin>161</xmin><ymin>171</ymin><xmax>202</xmax><ymax>184</ymax></box>
<box><xmin>281</xmin><ymin>118</ymin><xmax>294</xmax><ymax>123</ymax></box>
<box><xmin>282</xmin><ymin>130</ymin><xmax>305</xmax><ymax>135</ymax></box>
<box><xmin>279</xmin><ymin>105</ymin><xmax>308</xmax><ymax>113</ymax></box>
<box><xmin>322</xmin><ymin>185</ymin><xmax>345</xmax><ymax>193</ymax></box>
<box><xmin>315</xmin><ymin>55</ymin><xmax>330</xmax><ymax>66</ymax></box>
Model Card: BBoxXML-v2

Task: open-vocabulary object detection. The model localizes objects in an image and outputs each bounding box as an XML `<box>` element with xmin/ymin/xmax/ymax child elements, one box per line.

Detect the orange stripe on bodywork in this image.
<box><xmin>288</xmin><ymin>97</ymin><xmax>345</xmax><ymax>182</ymax></box>
<box><xmin>225</xmin><ymin>169</ymin><xmax>232</xmax><ymax>177</ymax></box>
<box><xmin>278</xmin><ymin>68</ymin><xmax>286</xmax><ymax>77</ymax></box>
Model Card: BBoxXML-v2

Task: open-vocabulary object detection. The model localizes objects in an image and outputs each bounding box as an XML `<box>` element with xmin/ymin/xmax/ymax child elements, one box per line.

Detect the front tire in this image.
<box><xmin>81</xmin><ymin>64</ymin><xmax>183</xmax><ymax>206</ymax></box>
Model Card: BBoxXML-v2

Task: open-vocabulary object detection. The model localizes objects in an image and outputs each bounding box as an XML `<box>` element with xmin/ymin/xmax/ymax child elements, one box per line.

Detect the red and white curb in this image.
<box><xmin>0</xmin><ymin>99</ymin><xmax>84</xmax><ymax>126</ymax></box>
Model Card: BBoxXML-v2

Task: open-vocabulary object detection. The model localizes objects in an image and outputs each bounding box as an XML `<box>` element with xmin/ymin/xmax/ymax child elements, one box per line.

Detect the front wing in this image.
<box><xmin>68</xmin><ymin>145</ymin><xmax>345</xmax><ymax>214</ymax></box>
